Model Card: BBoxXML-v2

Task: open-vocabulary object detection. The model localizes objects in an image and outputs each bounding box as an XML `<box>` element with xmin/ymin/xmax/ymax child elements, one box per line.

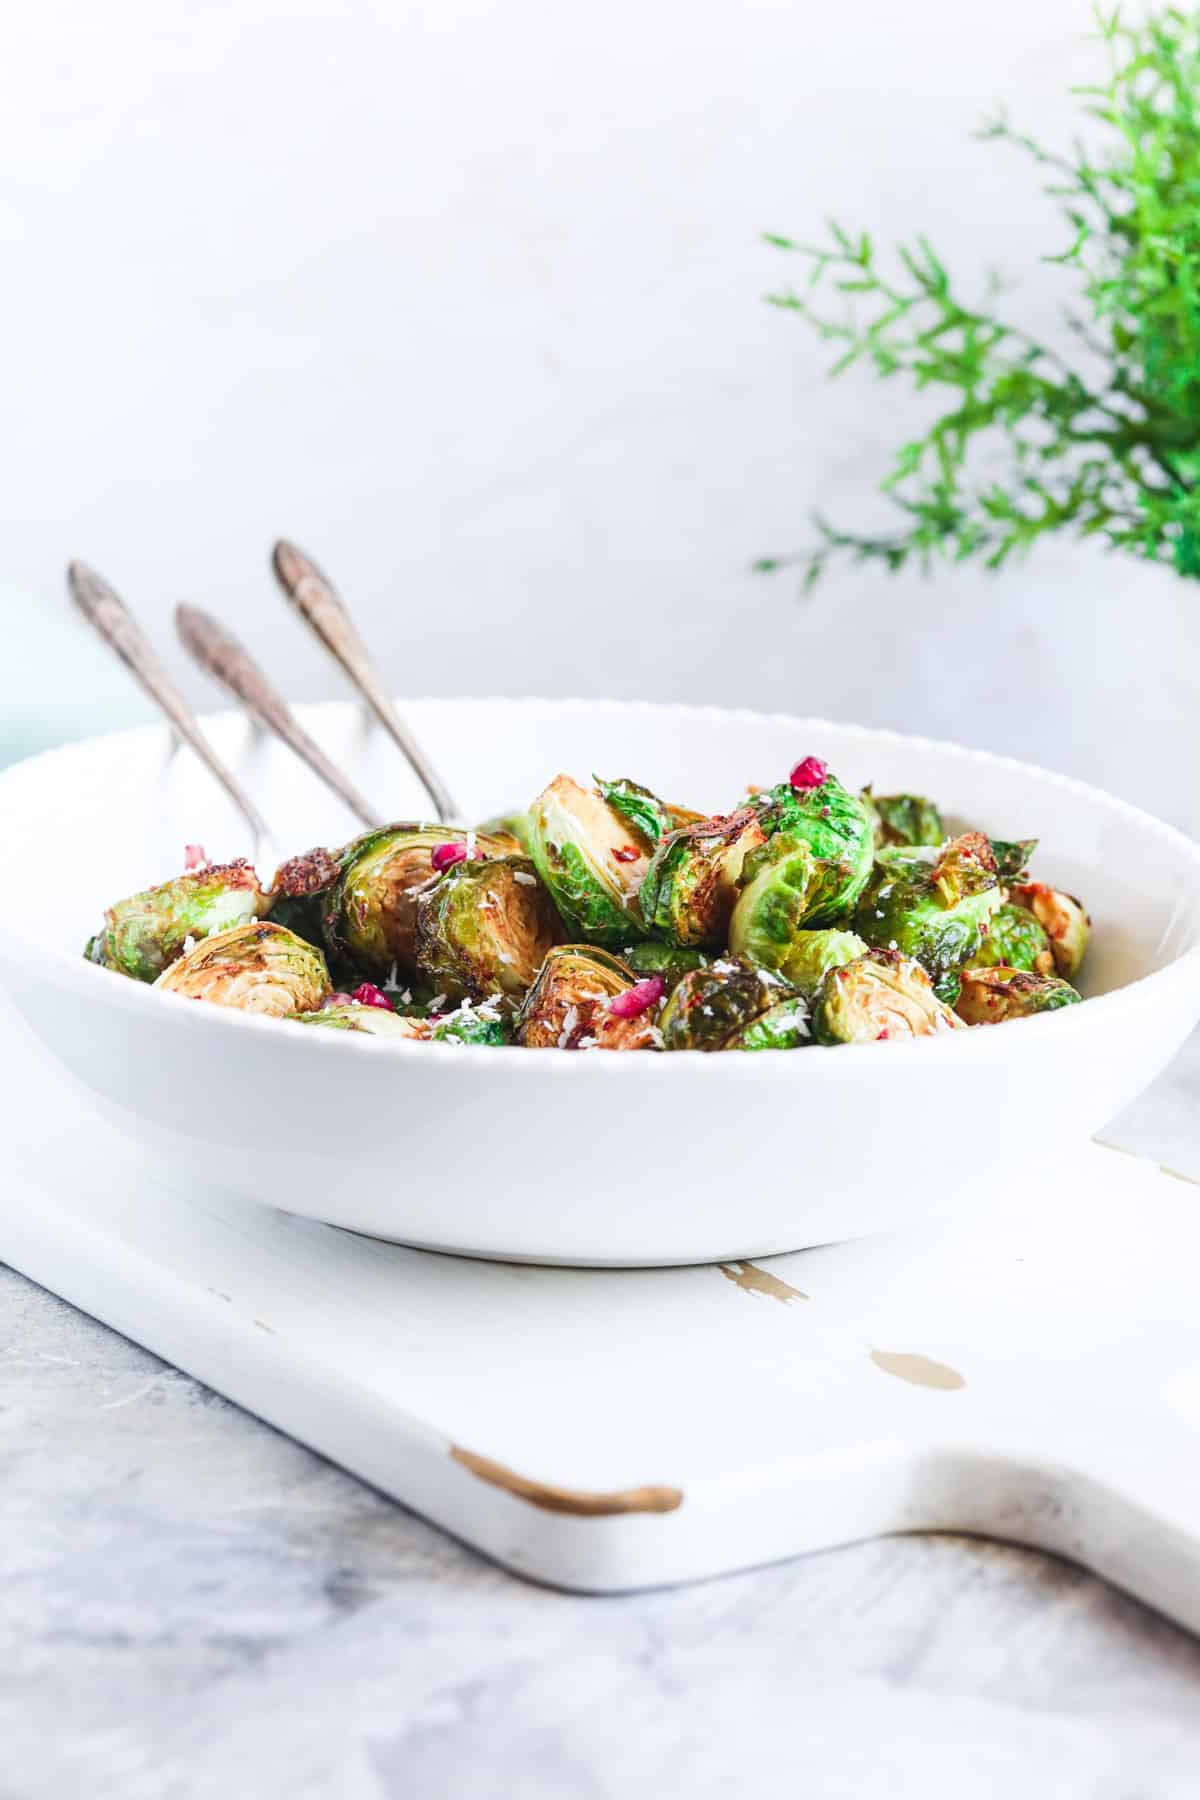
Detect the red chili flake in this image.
<box><xmin>611</xmin><ymin>846</ymin><xmax>640</xmax><ymax>863</ymax></box>
<box><xmin>876</xmin><ymin>1029</ymin><xmax>891</xmax><ymax>1041</ymax></box>
<box><xmin>608</xmin><ymin>975</ymin><xmax>665</xmax><ymax>1019</ymax></box>
<box><xmin>184</xmin><ymin>844</ymin><xmax>208</xmax><ymax>870</ymax></box>
<box><xmin>431</xmin><ymin>841</ymin><xmax>469</xmax><ymax>872</ymax></box>
<box><xmin>352</xmin><ymin>982</ymin><xmax>394</xmax><ymax>1012</ymax></box>
<box><xmin>789</xmin><ymin>757</ymin><xmax>828</xmax><ymax>791</ymax></box>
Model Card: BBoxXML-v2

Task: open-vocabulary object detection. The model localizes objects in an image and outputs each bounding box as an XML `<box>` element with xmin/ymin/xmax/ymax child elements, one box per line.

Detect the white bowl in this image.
<box><xmin>1</xmin><ymin>698</ymin><xmax>1199</xmax><ymax>1266</ymax></box>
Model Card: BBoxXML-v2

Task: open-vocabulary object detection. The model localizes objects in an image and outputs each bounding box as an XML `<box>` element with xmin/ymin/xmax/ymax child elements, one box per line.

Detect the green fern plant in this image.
<box><xmin>759</xmin><ymin>5</ymin><xmax>1200</xmax><ymax>590</ymax></box>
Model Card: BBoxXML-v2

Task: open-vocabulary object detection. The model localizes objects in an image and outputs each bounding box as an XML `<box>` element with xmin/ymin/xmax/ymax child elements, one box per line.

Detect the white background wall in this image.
<box><xmin>6</xmin><ymin>0</ymin><xmax>1196</xmax><ymax>825</ymax></box>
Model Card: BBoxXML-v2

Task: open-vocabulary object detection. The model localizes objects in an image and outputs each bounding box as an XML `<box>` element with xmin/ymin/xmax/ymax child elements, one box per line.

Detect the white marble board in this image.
<box><xmin>2</xmin><ymin>1021</ymin><xmax>1199</xmax><ymax>1627</ymax></box>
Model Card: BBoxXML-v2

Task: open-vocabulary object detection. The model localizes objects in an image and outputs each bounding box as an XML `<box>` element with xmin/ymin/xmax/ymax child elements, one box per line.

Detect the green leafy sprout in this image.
<box><xmin>758</xmin><ymin>5</ymin><xmax>1200</xmax><ymax>590</ymax></box>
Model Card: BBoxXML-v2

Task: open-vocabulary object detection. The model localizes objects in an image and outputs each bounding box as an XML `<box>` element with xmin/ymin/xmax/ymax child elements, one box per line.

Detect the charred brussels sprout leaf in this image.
<box><xmin>269</xmin><ymin>846</ymin><xmax>344</xmax><ymax>951</ymax></box>
<box><xmin>528</xmin><ymin>775</ymin><xmax>654</xmax><ymax>946</ymax></box>
<box><xmin>1010</xmin><ymin>882</ymin><xmax>1091</xmax><ymax>980</ymax></box>
<box><xmin>728</xmin><ymin>996</ymin><xmax>812</xmax><ymax>1051</ymax></box>
<box><xmin>955</xmin><ymin>966</ymin><xmax>1081</xmax><ymax>1025</ymax></box>
<box><xmin>811</xmin><ymin>950</ymin><xmax>962</xmax><ymax>1045</ymax></box>
<box><xmin>325</xmin><ymin>824</ymin><xmax>509</xmax><ymax>979</ymax></box>
<box><xmin>430</xmin><ymin>1003</ymin><xmax>512</xmax><ymax>1046</ymax></box>
<box><xmin>659</xmin><ymin>959</ymin><xmax>793</xmax><ymax>1051</ymax></box>
<box><xmin>971</xmin><ymin>902</ymin><xmax>1053</xmax><ymax>975</ymax></box>
<box><xmin>621</xmin><ymin>940</ymin><xmax>710</xmax><ymax>994</ymax></box>
<box><xmin>155</xmin><ymin>922</ymin><xmax>330</xmax><ymax>1017</ymax></box>
<box><xmin>297</xmin><ymin>1004</ymin><xmax>431</xmax><ymax>1039</ymax></box>
<box><xmin>854</xmin><ymin>832</ymin><xmax>1001</xmax><ymax>993</ymax></box>
<box><xmin>415</xmin><ymin>855</ymin><xmax>562</xmax><ymax>1002</ymax></box>
<box><xmin>86</xmin><ymin>859</ymin><xmax>269</xmax><ymax>983</ymax></box>
<box><xmin>516</xmin><ymin>945</ymin><xmax>659</xmax><ymax>1050</ymax></box>
<box><xmin>640</xmin><ymin>808</ymin><xmax>766</xmax><ymax>948</ymax></box>
<box><xmin>990</xmin><ymin>838</ymin><xmax>1038</xmax><ymax>883</ymax></box>
<box><xmin>750</xmin><ymin>771</ymin><xmax>874</xmax><ymax>923</ymax></box>
<box><xmin>861</xmin><ymin>786</ymin><xmax>945</xmax><ymax>849</ymax></box>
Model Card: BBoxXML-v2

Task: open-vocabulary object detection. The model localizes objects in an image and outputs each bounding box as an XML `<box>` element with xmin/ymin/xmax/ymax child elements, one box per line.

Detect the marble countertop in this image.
<box><xmin>5</xmin><ymin>1040</ymin><xmax>1200</xmax><ymax>1799</ymax></box>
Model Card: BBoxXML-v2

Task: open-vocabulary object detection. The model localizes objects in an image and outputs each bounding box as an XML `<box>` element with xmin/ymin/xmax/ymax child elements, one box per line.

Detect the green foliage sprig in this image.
<box><xmin>760</xmin><ymin>5</ymin><xmax>1200</xmax><ymax>590</ymax></box>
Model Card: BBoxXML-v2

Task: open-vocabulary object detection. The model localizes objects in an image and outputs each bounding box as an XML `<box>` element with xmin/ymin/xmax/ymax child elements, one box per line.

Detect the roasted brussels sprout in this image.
<box><xmin>516</xmin><ymin>945</ymin><xmax>660</xmax><ymax>1050</ymax></box>
<box><xmin>659</xmin><ymin>959</ymin><xmax>793</xmax><ymax>1051</ymax></box>
<box><xmin>85</xmin><ymin>858</ymin><xmax>269</xmax><ymax>982</ymax></box>
<box><xmin>971</xmin><ymin>902</ymin><xmax>1054</xmax><ymax>975</ymax></box>
<box><xmin>728</xmin><ymin>996</ymin><xmax>812</xmax><ymax>1051</ymax></box>
<box><xmin>528</xmin><ymin>775</ymin><xmax>655</xmax><ymax>946</ymax></box>
<box><xmin>155</xmin><ymin>922</ymin><xmax>330</xmax><ymax>1016</ymax></box>
<box><xmin>639</xmin><ymin>808</ymin><xmax>767</xmax><ymax>948</ymax></box>
<box><xmin>861</xmin><ymin>786</ymin><xmax>945</xmax><ymax>849</ymax></box>
<box><xmin>415</xmin><ymin>855</ymin><xmax>562</xmax><ymax>1002</ymax></box>
<box><xmin>297</xmin><ymin>1003</ymin><xmax>432</xmax><ymax>1039</ymax></box>
<box><xmin>324</xmin><ymin>824</ymin><xmax>510</xmax><ymax>979</ymax></box>
<box><xmin>749</xmin><ymin>767</ymin><xmax>874</xmax><ymax>923</ymax></box>
<box><xmin>811</xmin><ymin>949</ymin><xmax>963</xmax><ymax>1045</ymax></box>
<box><xmin>955</xmin><ymin>966</ymin><xmax>1081</xmax><ymax>1026</ymax></box>
<box><xmin>621</xmin><ymin>940</ymin><xmax>710</xmax><ymax>994</ymax></box>
<box><xmin>1009</xmin><ymin>882</ymin><xmax>1091</xmax><ymax>980</ymax></box>
<box><xmin>854</xmin><ymin>832</ymin><xmax>1001</xmax><ymax>999</ymax></box>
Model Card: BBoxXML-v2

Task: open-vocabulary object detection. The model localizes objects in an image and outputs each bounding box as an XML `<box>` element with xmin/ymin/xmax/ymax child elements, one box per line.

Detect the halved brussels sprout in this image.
<box><xmin>728</xmin><ymin>996</ymin><xmax>812</xmax><ymax>1051</ymax></box>
<box><xmin>528</xmin><ymin>775</ymin><xmax>655</xmax><ymax>946</ymax></box>
<box><xmin>729</xmin><ymin>836</ymin><xmax>867</xmax><ymax>986</ymax></box>
<box><xmin>728</xmin><ymin>836</ymin><xmax>818</xmax><ymax>967</ymax></box>
<box><xmin>85</xmin><ymin>858</ymin><xmax>269</xmax><ymax>983</ymax></box>
<box><xmin>324</xmin><ymin>824</ymin><xmax>510</xmax><ymax>979</ymax></box>
<box><xmin>415</xmin><ymin>855</ymin><xmax>563</xmax><ymax>1002</ymax></box>
<box><xmin>861</xmin><ymin>786</ymin><xmax>944</xmax><ymax>849</ymax></box>
<box><xmin>955</xmin><ymin>966</ymin><xmax>1081</xmax><ymax>1026</ymax></box>
<box><xmin>811</xmin><ymin>949</ymin><xmax>963</xmax><ymax>1045</ymax></box>
<box><xmin>971</xmin><ymin>902</ymin><xmax>1054</xmax><ymax>975</ymax></box>
<box><xmin>1009</xmin><ymin>882</ymin><xmax>1091</xmax><ymax>980</ymax></box>
<box><xmin>155</xmin><ymin>922</ymin><xmax>330</xmax><ymax>1017</ymax></box>
<box><xmin>297</xmin><ymin>1003</ymin><xmax>432</xmax><ymax>1039</ymax></box>
<box><xmin>750</xmin><ymin>769</ymin><xmax>874</xmax><ymax>923</ymax></box>
<box><xmin>640</xmin><ymin>808</ymin><xmax>767</xmax><ymax>948</ymax></box>
<box><xmin>516</xmin><ymin>945</ymin><xmax>659</xmax><ymax>1050</ymax></box>
<box><xmin>854</xmin><ymin>832</ymin><xmax>1002</xmax><ymax>999</ymax></box>
<box><xmin>621</xmin><ymin>940</ymin><xmax>710</xmax><ymax>994</ymax></box>
<box><xmin>659</xmin><ymin>959</ymin><xmax>793</xmax><ymax>1051</ymax></box>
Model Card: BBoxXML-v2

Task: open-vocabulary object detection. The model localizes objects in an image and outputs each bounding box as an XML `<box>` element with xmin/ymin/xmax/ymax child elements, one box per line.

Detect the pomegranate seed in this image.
<box><xmin>608</xmin><ymin>975</ymin><xmax>665</xmax><ymax>1019</ymax></box>
<box><xmin>184</xmin><ymin>844</ymin><xmax>209</xmax><ymax>870</ymax></box>
<box><xmin>431</xmin><ymin>841</ymin><xmax>470</xmax><ymax>872</ymax></box>
<box><xmin>789</xmin><ymin>756</ymin><xmax>828</xmax><ymax>791</ymax></box>
<box><xmin>352</xmin><ymin>982</ymin><xmax>394</xmax><ymax>1011</ymax></box>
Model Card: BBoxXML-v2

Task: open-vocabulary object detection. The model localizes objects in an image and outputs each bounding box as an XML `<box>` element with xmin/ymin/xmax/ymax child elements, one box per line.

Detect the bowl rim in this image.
<box><xmin>3</xmin><ymin>694</ymin><xmax>1200</xmax><ymax>1075</ymax></box>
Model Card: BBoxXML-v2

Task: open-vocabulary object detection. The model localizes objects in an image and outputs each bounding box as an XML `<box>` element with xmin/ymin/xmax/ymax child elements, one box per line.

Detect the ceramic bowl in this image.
<box><xmin>1</xmin><ymin>698</ymin><xmax>1198</xmax><ymax>1265</ymax></box>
